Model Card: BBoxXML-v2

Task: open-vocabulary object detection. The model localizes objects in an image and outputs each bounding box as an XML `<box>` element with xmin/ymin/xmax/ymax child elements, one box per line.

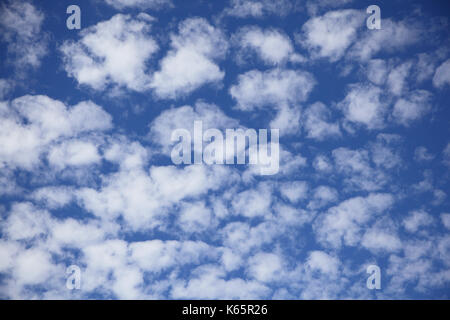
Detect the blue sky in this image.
<box><xmin>0</xmin><ymin>0</ymin><xmax>449</xmax><ymax>299</ymax></box>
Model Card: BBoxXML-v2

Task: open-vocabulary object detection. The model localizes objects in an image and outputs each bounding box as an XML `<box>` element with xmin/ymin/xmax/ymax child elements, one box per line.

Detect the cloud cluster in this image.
<box><xmin>61</xmin><ymin>14</ymin><xmax>158</xmax><ymax>91</ymax></box>
<box><xmin>0</xmin><ymin>1</ymin><xmax>48</xmax><ymax>71</ymax></box>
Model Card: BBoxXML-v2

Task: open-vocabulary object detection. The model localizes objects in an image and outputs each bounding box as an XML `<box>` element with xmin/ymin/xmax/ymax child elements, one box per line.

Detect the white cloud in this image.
<box><xmin>314</xmin><ymin>193</ymin><xmax>394</xmax><ymax>248</ymax></box>
<box><xmin>0</xmin><ymin>79</ymin><xmax>13</xmax><ymax>99</ymax></box>
<box><xmin>387</xmin><ymin>61</ymin><xmax>412</xmax><ymax>96</ymax></box>
<box><xmin>230</xmin><ymin>68</ymin><xmax>315</xmax><ymax>111</ymax></box>
<box><xmin>61</xmin><ymin>14</ymin><xmax>158</xmax><ymax>91</ymax></box>
<box><xmin>150</xmin><ymin>18</ymin><xmax>227</xmax><ymax>99</ymax></box>
<box><xmin>392</xmin><ymin>90</ymin><xmax>432</xmax><ymax>126</ymax></box>
<box><xmin>441</xmin><ymin>213</ymin><xmax>450</xmax><ymax>230</ymax></box>
<box><xmin>104</xmin><ymin>0</ymin><xmax>172</xmax><ymax>10</ymax></box>
<box><xmin>432</xmin><ymin>189</ymin><xmax>446</xmax><ymax>206</ymax></box>
<box><xmin>4</xmin><ymin>202</ymin><xmax>50</xmax><ymax>241</ymax></box>
<box><xmin>413</xmin><ymin>53</ymin><xmax>438</xmax><ymax>83</ymax></box>
<box><xmin>224</xmin><ymin>0</ymin><xmax>292</xmax><ymax>18</ymax></box>
<box><xmin>349</xmin><ymin>19</ymin><xmax>421</xmax><ymax>61</ymax></box>
<box><xmin>443</xmin><ymin>143</ymin><xmax>450</xmax><ymax>167</ymax></box>
<box><xmin>414</xmin><ymin>146</ymin><xmax>434</xmax><ymax>162</ymax></box>
<box><xmin>338</xmin><ymin>84</ymin><xmax>387</xmax><ymax>129</ymax></box>
<box><xmin>403</xmin><ymin>210</ymin><xmax>434</xmax><ymax>233</ymax></box>
<box><xmin>0</xmin><ymin>95</ymin><xmax>112</xmax><ymax>170</ymax></box>
<box><xmin>229</xmin><ymin>68</ymin><xmax>314</xmax><ymax>134</ymax></box>
<box><xmin>0</xmin><ymin>241</ymin><xmax>20</xmax><ymax>273</ymax></box>
<box><xmin>77</xmin><ymin>162</ymin><xmax>237</xmax><ymax>231</ymax></box>
<box><xmin>278</xmin><ymin>148</ymin><xmax>308</xmax><ymax>175</ymax></box>
<box><xmin>300</xmin><ymin>11</ymin><xmax>421</xmax><ymax>63</ymax></box>
<box><xmin>370</xmin><ymin>133</ymin><xmax>402</xmax><ymax>170</ymax></box>
<box><xmin>221</xmin><ymin>221</ymin><xmax>279</xmax><ymax>254</ymax></box>
<box><xmin>236</xmin><ymin>27</ymin><xmax>294</xmax><ymax>65</ymax></box>
<box><xmin>30</xmin><ymin>187</ymin><xmax>74</xmax><ymax>209</ymax></box>
<box><xmin>0</xmin><ymin>1</ymin><xmax>48</xmax><ymax>70</ymax></box>
<box><xmin>130</xmin><ymin>240</ymin><xmax>215</xmax><ymax>273</ymax></box>
<box><xmin>307</xmin><ymin>185</ymin><xmax>338</xmax><ymax>210</ymax></box>
<box><xmin>303</xmin><ymin>102</ymin><xmax>341</xmax><ymax>140</ymax></box>
<box><xmin>269</xmin><ymin>104</ymin><xmax>302</xmax><ymax>134</ymax></box>
<box><xmin>306</xmin><ymin>0</ymin><xmax>354</xmax><ymax>16</ymax></box>
<box><xmin>273</xmin><ymin>203</ymin><xmax>313</xmax><ymax>227</ymax></box>
<box><xmin>279</xmin><ymin>181</ymin><xmax>308</xmax><ymax>203</ymax></box>
<box><xmin>432</xmin><ymin>59</ymin><xmax>450</xmax><ymax>88</ymax></box>
<box><xmin>361</xmin><ymin>229</ymin><xmax>402</xmax><ymax>252</ymax></box>
<box><xmin>332</xmin><ymin>147</ymin><xmax>388</xmax><ymax>191</ymax></box>
<box><xmin>171</xmin><ymin>265</ymin><xmax>269</xmax><ymax>299</ymax></box>
<box><xmin>48</xmin><ymin>140</ymin><xmax>101</xmax><ymax>170</ymax></box>
<box><xmin>14</xmin><ymin>248</ymin><xmax>56</xmax><ymax>286</ymax></box>
<box><xmin>232</xmin><ymin>182</ymin><xmax>272</xmax><ymax>218</ymax></box>
<box><xmin>220</xmin><ymin>248</ymin><xmax>243</xmax><ymax>272</ymax></box>
<box><xmin>179</xmin><ymin>201</ymin><xmax>213</xmax><ymax>233</ymax></box>
<box><xmin>149</xmin><ymin>101</ymin><xmax>238</xmax><ymax>154</ymax></box>
<box><xmin>247</xmin><ymin>252</ymin><xmax>283</xmax><ymax>282</ymax></box>
<box><xmin>299</xmin><ymin>9</ymin><xmax>364</xmax><ymax>62</ymax></box>
<box><xmin>306</xmin><ymin>251</ymin><xmax>340</xmax><ymax>276</ymax></box>
<box><xmin>313</xmin><ymin>154</ymin><xmax>333</xmax><ymax>173</ymax></box>
<box><xmin>366</xmin><ymin>59</ymin><xmax>388</xmax><ymax>85</ymax></box>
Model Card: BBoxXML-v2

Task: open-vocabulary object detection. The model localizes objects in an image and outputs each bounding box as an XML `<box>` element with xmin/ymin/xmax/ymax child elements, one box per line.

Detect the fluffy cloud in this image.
<box><xmin>338</xmin><ymin>84</ymin><xmax>387</xmax><ymax>129</ymax></box>
<box><xmin>235</xmin><ymin>27</ymin><xmax>296</xmax><ymax>65</ymax></box>
<box><xmin>307</xmin><ymin>186</ymin><xmax>338</xmax><ymax>210</ymax></box>
<box><xmin>1</xmin><ymin>0</ymin><xmax>450</xmax><ymax>300</ymax></box>
<box><xmin>0</xmin><ymin>1</ymin><xmax>48</xmax><ymax>70</ymax></box>
<box><xmin>77</xmin><ymin>161</ymin><xmax>237</xmax><ymax>231</ymax></box>
<box><xmin>130</xmin><ymin>240</ymin><xmax>215</xmax><ymax>273</ymax></box>
<box><xmin>441</xmin><ymin>213</ymin><xmax>450</xmax><ymax>230</ymax></box>
<box><xmin>305</xmin><ymin>0</ymin><xmax>355</xmax><ymax>16</ymax></box>
<box><xmin>443</xmin><ymin>143</ymin><xmax>450</xmax><ymax>167</ymax></box>
<box><xmin>432</xmin><ymin>59</ymin><xmax>450</xmax><ymax>88</ymax></box>
<box><xmin>387</xmin><ymin>61</ymin><xmax>412</xmax><ymax>96</ymax></box>
<box><xmin>247</xmin><ymin>252</ymin><xmax>283</xmax><ymax>282</ymax></box>
<box><xmin>48</xmin><ymin>140</ymin><xmax>101</xmax><ymax>170</ymax></box>
<box><xmin>104</xmin><ymin>0</ymin><xmax>172</xmax><ymax>10</ymax></box>
<box><xmin>230</xmin><ymin>69</ymin><xmax>315</xmax><ymax>111</ymax></box>
<box><xmin>224</xmin><ymin>0</ymin><xmax>293</xmax><ymax>18</ymax></box>
<box><xmin>361</xmin><ymin>229</ymin><xmax>402</xmax><ymax>252</ymax></box>
<box><xmin>61</xmin><ymin>14</ymin><xmax>158</xmax><ymax>91</ymax></box>
<box><xmin>171</xmin><ymin>265</ymin><xmax>270</xmax><ymax>299</ymax></box>
<box><xmin>279</xmin><ymin>181</ymin><xmax>308</xmax><ymax>203</ymax></box>
<box><xmin>314</xmin><ymin>193</ymin><xmax>395</xmax><ymax>248</ymax></box>
<box><xmin>149</xmin><ymin>101</ymin><xmax>239</xmax><ymax>154</ymax></box>
<box><xmin>299</xmin><ymin>10</ymin><xmax>421</xmax><ymax>63</ymax></box>
<box><xmin>0</xmin><ymin>79</ymin><xmax>13</xmax><ymax>99</ymax></box>
<box><xmin>232</xmin><ymin>182</ymin><xmax>272</xmax><ymax>218</ymax></box>
<box><xmin>299</xmin><ymin>9</ymin><xmax>364</xmax><ymax>62</ymax></box>
<box><xmin>366</xmin><ymin>59</ymin><xmax>389</xmax><ymax>86</ymax></box>
<box><xmin>403</xmin><ymin>210</ymin><xmax>434</xmax><ymax>233</ymax></box>
<box><xmin>392</xmin><ymin>90</ymin><xmax>432</xmax><ymax>126</ymax></box>
<box><xmin>414</xmin><ymin>146</ymin><xmax>434</xmax><ymax>162</ymax></box>
<box><xmin>313</xmin><ymin>154</ymin><xmax>333</xmax><ymax>173</ymax></box>
<box><xmin>349</xmin><ymin>19</ymin><xmax>421</xmax><ymax>61</ymax></box>
<box><xmin>332</xmin><ymin>147</ymin><xmax>389</xmax><ymax>191</ymax></box>
<box><xmin>179</xmin><ymin>201</ymin><xmax>213</xmax><ymax>233</ymax></box>
<box><xmin>306</xmin><ymin>251</ymin><xmax>340</xmax><ymax>276</ymax></box>
<box><xmin>0</xmin><ymin>95</ymin><xmax>112</xmax><ymax>170</ymax></box>
<box><xmin>229</xmin><ymin>68</ymin><xmax>315</xmax><ymax>134</ymax></box>
<box><xmin>303</xmin><ymin>102</ymin><xmax>341</xmax><ymax>140</ymax></box>
<box><xmin>150</xmin><ymin>18</ymin><xmax>228</xmax><ymax>99</ymax></box>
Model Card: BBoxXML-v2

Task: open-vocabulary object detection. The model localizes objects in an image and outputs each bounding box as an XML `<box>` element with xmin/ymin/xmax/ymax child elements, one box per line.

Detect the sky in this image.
<box><xmin>0</xmin><ymin>0</ymin><xmax>449</xmax><ymax>299</ymax></box>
